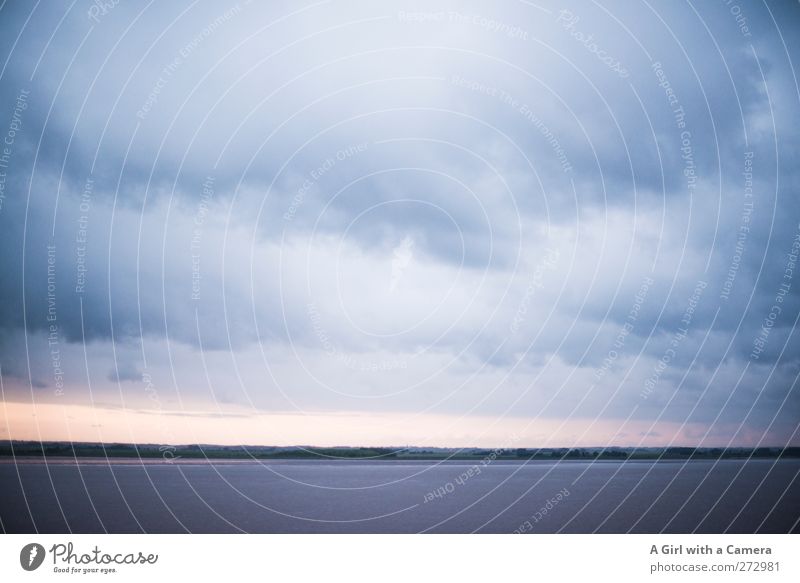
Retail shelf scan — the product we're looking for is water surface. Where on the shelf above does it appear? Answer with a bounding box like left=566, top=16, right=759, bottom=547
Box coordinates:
left=1, top=459, right=797, bottom=533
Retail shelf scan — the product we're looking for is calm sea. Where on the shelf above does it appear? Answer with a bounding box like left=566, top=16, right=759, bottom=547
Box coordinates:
left=1, top=459, right=797, bottom=533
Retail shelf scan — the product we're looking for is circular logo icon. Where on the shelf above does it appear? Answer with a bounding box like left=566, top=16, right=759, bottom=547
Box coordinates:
left=20, top=543, right=46, bottom=571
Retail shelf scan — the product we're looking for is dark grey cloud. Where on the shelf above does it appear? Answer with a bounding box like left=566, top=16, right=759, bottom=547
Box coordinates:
left=0, top=0, right=799, bottom=444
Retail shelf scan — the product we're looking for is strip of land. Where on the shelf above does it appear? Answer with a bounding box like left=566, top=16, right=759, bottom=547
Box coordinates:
left=1, top=440, right=798, bottom=461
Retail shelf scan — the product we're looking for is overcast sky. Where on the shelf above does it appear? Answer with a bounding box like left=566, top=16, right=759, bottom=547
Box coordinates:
left=1, top=0, right=799, bottom=448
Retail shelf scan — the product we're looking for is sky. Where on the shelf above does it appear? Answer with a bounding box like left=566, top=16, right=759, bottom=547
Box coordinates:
left=0, top=0, right=799, bottom=448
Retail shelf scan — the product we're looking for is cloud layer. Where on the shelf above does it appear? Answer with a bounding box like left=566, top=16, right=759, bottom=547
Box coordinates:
left=1, top=0, right=799, bottom=446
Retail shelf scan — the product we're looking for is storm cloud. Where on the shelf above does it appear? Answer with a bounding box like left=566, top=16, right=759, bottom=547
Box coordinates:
left=1, top=0, right=799, bottom=446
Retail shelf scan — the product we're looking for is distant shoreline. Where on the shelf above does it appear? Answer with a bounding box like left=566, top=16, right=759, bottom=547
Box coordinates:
left=2, top=457, right=797, bottom=466
left=2, top=441, right=798, bottom=462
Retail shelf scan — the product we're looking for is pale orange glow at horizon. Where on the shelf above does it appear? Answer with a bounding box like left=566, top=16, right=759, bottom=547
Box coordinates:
left=0, top=400, right=775, bottom=449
